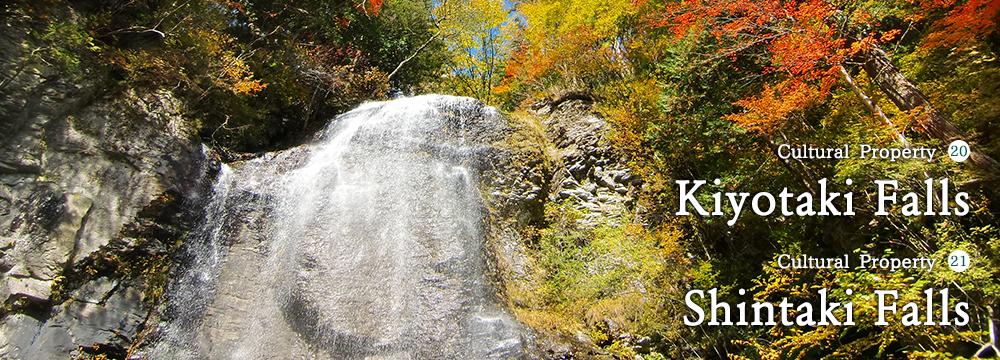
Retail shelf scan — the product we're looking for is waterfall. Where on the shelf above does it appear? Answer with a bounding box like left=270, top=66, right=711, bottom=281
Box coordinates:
left=149, top=95, right=529, bottom=359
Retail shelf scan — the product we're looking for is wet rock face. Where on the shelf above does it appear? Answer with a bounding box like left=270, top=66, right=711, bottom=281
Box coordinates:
left=3, top=280, right=146, bottom=360
left=0, top=17, right=216, bottom=358
left=151, top=96, right=530, bottom=360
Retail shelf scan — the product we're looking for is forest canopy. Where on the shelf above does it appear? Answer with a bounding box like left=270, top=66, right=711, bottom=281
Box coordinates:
left=496, top=0, right=1000, bottom=358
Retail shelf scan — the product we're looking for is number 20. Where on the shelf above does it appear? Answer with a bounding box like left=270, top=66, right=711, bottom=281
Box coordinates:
left=950, top=145, right=969, bottom=157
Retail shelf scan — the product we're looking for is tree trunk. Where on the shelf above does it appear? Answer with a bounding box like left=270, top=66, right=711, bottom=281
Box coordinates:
left=861, top=46, right=1000, bottom=175
left=838, top=65, right=909, bottom=147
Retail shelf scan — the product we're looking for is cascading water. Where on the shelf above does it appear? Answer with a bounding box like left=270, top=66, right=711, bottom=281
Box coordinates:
left=149, top=95, right=529, bottom=359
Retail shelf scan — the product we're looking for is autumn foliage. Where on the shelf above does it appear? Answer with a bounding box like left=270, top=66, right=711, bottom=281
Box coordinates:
left=15, top=0, right=1000, bottom=357
left=499, top=0, right=637, bottom=98
left=915, top=0, right=1000, bottom=49
left=651, top=0, right=903, bottom=133
left=496, top=0, right=1000, bottom=358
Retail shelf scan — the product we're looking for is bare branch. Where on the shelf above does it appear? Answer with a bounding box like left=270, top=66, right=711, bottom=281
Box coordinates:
left=838, top=64, right=909, bottom=147
left=387, top=27, right=443, bottom=82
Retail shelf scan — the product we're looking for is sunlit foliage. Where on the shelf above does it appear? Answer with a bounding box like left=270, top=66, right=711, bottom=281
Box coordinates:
left=432, top=0, right=515, bottom=104
left=496, top=0, right=1000, bottom=358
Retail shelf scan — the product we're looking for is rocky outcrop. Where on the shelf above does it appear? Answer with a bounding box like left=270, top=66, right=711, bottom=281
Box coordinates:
left=0, top=15, right=216, bottom=358
left=481, top=93, right=641, bottom=230
left=534, top=94, right=641, bottom=226
left=482, top=93, right=641, bottom=236
left=482, top=93, right=644, bottom=358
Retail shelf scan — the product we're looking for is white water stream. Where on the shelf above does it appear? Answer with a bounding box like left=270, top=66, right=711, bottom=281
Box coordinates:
left=149, top=95, right=528, bottom=359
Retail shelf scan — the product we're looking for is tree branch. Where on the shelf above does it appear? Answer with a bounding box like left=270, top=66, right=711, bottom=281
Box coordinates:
left=386, top=27, right=442, bottom=81
left=838, top=64, right=910, bottom=147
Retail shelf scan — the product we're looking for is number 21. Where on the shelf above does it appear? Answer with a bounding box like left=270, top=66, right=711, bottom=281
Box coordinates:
left=950, top=255, right=966, bottom=267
